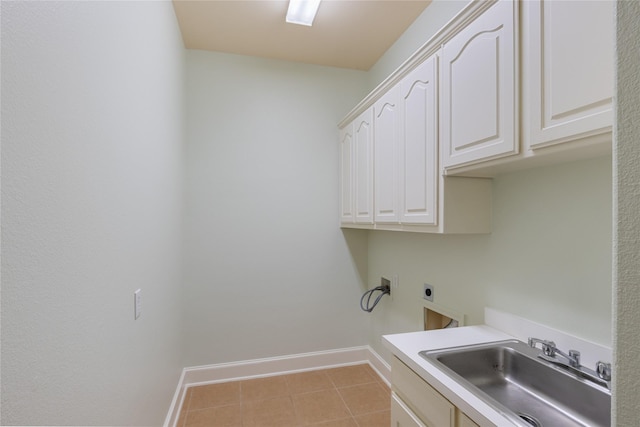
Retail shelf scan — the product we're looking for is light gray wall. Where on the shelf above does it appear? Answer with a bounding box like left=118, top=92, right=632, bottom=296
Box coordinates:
left=613, top=1, right=640, bottom=425
left=1, top=1, right=185, bottom=425
left=183, top=50, right=370, bottom=366
left=367, top=156, right=612, bottom=360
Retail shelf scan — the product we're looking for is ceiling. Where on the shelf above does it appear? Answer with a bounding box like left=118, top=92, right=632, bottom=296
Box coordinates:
left=172, top=0, right=432, bottom=70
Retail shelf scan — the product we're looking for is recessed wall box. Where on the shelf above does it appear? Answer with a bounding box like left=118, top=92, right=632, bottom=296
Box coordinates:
left=422, top=301, right=464, bottom=331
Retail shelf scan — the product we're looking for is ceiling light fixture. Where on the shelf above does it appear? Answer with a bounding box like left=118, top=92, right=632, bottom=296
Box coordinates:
left=286, top=0, right=322, bottom=26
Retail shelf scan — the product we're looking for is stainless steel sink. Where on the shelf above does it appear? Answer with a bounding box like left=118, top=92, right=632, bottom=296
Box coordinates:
left=420, top=340, right=611, bottom=427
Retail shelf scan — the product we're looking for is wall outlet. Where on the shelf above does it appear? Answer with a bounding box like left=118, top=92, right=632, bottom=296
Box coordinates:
left=379, top=276, right=392, bottom=300
left=390, top=275, right=399, bottom=300
left=392, top=274, right=399, bottom=289
left=423, top=284, right=434, bottom=302
left=134, top=289, right=142, bottom=320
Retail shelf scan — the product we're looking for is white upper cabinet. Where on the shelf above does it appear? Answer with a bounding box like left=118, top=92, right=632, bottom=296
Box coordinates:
left=339, top=50, right=491, bottom=234
left=374, top=85, right=401, bottom=224
left=372, top=55, right=440, bottom=227
left=440, top=0, right=518, bottom=169
left=354, top=108, right=374, bottom=224
left=522, top=0, right=614, bottom=149
left=341, top=109, right=374, bottom=225
left=339, top=0, right=614, bottom=231
left=339, top=123, right=354, bottom=224
left=399, top=55, right=438, bottom=225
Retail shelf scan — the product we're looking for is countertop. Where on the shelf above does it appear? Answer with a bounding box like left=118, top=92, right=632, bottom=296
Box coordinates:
left=383, top=325, right=517, bottom=426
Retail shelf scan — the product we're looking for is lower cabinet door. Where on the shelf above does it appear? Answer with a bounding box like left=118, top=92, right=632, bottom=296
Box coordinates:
left=391, top=392, right=427, bottom=427
left=392, top=357, right=455, bottom=427
left=458, top=411, right=481, bottom=427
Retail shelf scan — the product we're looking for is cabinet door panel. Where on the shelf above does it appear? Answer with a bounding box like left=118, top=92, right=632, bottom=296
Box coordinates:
left=374, top=86, right=400, bottom=223
left=457, top=411, right=480, bottom=427
left=525, top=0, right=613, bottom=148
left=354, top=109, right=374, bottom=224
left=400, top=55, right=438, bottom=225
left=339, top=124, right=354, bottom=224
left=441, top=0, right=517, bottom=168
left=392, top=357, right=455, bottom=427
left=449, top=36, right=499, bottom=152
left=391, top=393, right=427, bottom=427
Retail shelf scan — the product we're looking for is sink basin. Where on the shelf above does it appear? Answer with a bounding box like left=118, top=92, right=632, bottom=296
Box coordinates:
left=420, top=340, right=610, bottom=427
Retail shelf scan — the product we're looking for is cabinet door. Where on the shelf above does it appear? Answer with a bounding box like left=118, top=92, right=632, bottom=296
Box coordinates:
left=399, top=55, right=438, bottom=225
left=441, top=0, right=517, bottom=168
left=391, top=393, right=427, bottom=427
left=354, top=109, right=374, bottom=224
left=523, top=0, right=613, bottom=149
left=457, top=411, right=480, bottom=427
left=392, top=357, right=455, bottom=427
left=374, top=85, right=401, bottom=224
left=339, top=123, right=354, bottom=224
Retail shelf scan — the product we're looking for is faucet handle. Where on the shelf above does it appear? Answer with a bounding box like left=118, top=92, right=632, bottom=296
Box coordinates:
left=568, top=350, right=581, bottom=367
left=596, top=361, right=612, bottom=381
left=528, top=337, right=556, bottom=356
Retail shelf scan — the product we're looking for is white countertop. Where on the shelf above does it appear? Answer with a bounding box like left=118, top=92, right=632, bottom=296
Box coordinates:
left=383, top=309, right=613, bottom=427
left=383, top=325, right=516, bottom=427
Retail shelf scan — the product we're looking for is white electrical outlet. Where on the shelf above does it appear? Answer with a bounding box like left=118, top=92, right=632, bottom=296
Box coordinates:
left=134, top=289, right=142, bottom=320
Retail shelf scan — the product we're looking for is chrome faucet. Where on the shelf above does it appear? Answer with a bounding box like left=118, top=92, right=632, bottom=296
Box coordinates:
left=528, top=337, right=580, bottom=367
left=528, top=337, right=612, bottom=388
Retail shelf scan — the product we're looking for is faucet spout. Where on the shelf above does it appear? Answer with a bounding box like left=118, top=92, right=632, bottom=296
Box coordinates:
left=528, top=337, right=581, bottom=367
left=552, top=348, right=581, bottom=368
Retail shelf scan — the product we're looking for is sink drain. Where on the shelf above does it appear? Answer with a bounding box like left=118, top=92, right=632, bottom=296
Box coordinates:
left=517, top=412, right=541, bottom=427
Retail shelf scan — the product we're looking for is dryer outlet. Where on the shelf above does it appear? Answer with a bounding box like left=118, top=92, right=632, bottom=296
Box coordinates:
left=423, top=284, right=434, bottom=302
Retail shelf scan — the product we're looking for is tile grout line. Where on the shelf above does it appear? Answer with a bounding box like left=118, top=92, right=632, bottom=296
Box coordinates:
left=335, top=381, right=390, bottom=426
left=181, top=364, right=389, bottom=427
left=283, top=374, right=305, bottom=426
left=334, top=380, right=358, bottom=426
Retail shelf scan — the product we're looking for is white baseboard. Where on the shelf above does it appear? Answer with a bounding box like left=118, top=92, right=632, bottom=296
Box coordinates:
left=163, top=345, right=390, bottom=427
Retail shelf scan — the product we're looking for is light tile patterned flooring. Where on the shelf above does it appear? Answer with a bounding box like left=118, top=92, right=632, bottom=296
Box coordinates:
left=176, top=364, right=390, bottom=427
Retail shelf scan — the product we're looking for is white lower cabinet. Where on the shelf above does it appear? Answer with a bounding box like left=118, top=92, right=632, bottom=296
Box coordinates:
left=459, top=412, right=481, bottom=427
left=392, top=356, right=480, bottom=427
left=391, top=393, right=427, bottom=427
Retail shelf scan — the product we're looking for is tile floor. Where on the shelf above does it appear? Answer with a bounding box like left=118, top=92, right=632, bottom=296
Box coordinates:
left=176, top=364, right=391, bottom=427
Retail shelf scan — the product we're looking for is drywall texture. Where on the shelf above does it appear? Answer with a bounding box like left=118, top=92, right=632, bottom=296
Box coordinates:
left=367, top=0, right=470, bottom=90
left=613, top=1, right=640, bottom=424
left=183, top=50, right=370, bottom=366
left=367, top=156, right=612, bottom=361
left=1, top=2, right=185, bottom=425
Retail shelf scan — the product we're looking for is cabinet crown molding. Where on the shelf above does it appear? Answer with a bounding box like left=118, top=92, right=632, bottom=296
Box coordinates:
left=338, top=0, right=498, bottom=129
